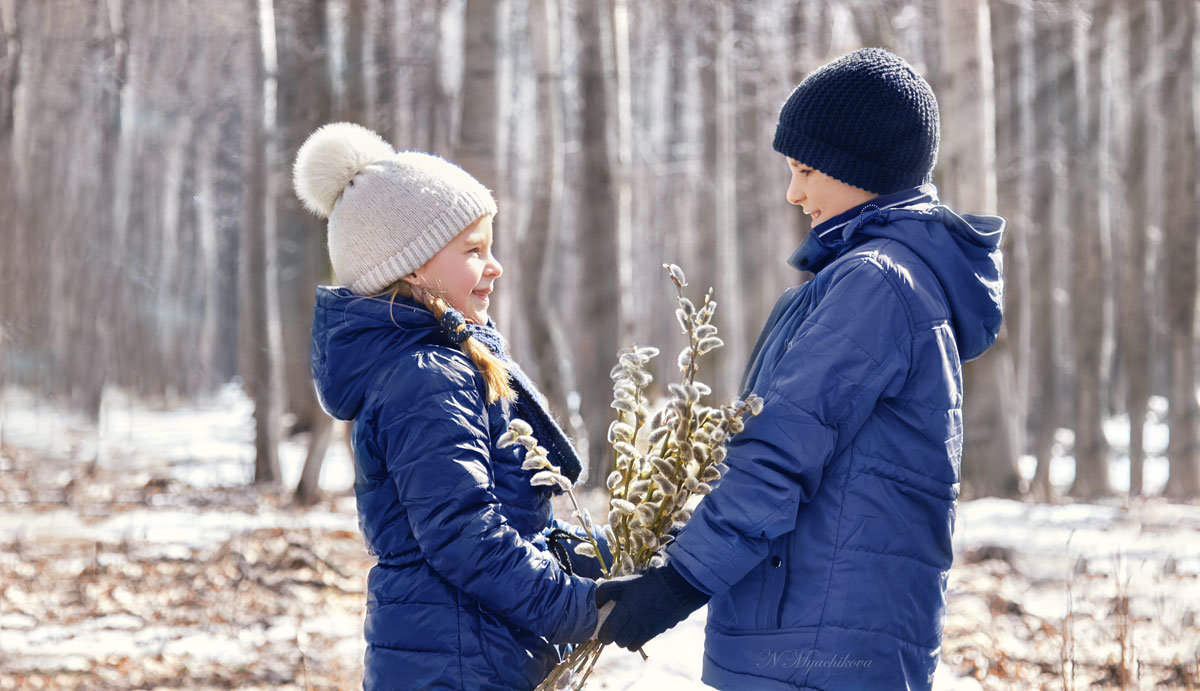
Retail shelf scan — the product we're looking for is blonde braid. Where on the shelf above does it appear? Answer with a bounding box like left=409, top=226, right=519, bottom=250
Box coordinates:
left=385, top=283, right=516, bottom=405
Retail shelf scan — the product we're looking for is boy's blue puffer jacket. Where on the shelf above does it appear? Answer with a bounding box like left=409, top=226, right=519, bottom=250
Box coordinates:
left=311, top=288, right=603, bottom=690
left=666, top=186, right=1004, bottom=690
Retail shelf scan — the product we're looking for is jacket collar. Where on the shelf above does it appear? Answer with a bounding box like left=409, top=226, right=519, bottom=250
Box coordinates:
left=788, top=184, right=939, bottom=274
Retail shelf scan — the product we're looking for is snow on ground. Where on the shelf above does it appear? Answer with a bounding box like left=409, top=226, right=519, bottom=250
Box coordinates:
left=1, top=382, right=355, bottom=494
left=2, top=384, right=1199, bottom=688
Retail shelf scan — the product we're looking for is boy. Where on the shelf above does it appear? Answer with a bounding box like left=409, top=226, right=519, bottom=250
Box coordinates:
left=596, top=47, right=1004, bottom=689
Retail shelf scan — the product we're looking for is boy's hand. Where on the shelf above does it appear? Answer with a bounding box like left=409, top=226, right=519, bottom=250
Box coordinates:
left=594, top=563, right=710, bottom=650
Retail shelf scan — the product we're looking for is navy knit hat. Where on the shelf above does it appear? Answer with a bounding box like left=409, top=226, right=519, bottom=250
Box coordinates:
left=773, top=47, right=939, bottom=194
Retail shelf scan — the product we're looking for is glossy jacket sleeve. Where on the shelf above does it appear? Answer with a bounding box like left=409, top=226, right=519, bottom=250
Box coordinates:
left=666, top=257, right=913, bottom=595
left=378, top=380, right=598, bottom=644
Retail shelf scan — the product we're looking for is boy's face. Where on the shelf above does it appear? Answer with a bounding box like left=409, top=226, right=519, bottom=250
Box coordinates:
left=784, top=157, right=878, bottom=227
left=408, top=214, right=503, bottom=324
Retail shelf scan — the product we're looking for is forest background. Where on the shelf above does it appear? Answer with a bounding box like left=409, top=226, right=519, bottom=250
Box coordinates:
left=2, top=0, right=1200, bottom=506
left=3, top=0, right=1200, bottom=688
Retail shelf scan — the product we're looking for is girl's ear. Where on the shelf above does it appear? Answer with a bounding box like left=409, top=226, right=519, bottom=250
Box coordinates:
left=402, top=272, right=430, bottom=302
left=402, top=270, right=430, bottom=290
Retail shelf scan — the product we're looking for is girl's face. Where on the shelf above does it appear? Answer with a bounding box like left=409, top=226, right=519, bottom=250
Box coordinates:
left=785, top=157, right=878, bottom=227
left=408, top=215, right=503, bottom=324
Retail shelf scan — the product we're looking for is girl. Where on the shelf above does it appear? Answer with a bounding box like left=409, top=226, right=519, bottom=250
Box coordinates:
left=294, top=122, right=605, bottom=690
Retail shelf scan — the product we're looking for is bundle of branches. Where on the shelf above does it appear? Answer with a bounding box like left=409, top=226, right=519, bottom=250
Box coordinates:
left=509, top=264, right=762, bottom=691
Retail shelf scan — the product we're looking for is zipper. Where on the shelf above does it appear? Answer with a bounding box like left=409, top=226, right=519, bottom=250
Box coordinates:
left=774, top=531, right=793, bottom=628
left=760, top=530, right=792, bottom=628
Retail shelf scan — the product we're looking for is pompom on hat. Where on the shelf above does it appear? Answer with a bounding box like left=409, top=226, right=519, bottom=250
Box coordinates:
left=773, top=47, right=940, bottom=195
left=293, top=122, right=497, bottom=295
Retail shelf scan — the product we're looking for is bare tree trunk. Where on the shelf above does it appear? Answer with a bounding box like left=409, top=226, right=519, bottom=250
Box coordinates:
left=370, top=0, right=396, bottom=137
left=244, top=0, right=283, bottom=487
left=428, top=0, right=453, bottom=155
left=1120, top=2, right=1161, bottom=497
left=989, top=0, right=1031, bottom=437
left=212, top=34, right=250, bottom=387
left=275, top=0, right=334, bottom=505
left=295, top=411, right=334, bottom=507
left=108, top=0, right=141, bottom=393
left=195, top=125, right=222, bottom=393
left=576, top=0, right=622, bottom=481
left=522, top=0, right=578, bottom=435
left=0, top=0, right=17, bottom=428
left=1067, top=0, right=1111, bottom=499
left=68, top=0, right=126, bottom=421
left=612, top=0, right=634, bottom=354
left=730, top=3, right=763, bottom=397
left=457, top=0, right=503, bottom=321
left=339, top=0, right=366, bottom=123
left=665, top=0, right=692, bottom=355
left=939, top=0, right=1021, bottom=498
left=1163, top=0, right=1199, bottom=500
left=694, top=0, right=735, bottom=395
left=1027, top=6, right=1071, bottom=501
left=276, top=0, right=330, bottom=439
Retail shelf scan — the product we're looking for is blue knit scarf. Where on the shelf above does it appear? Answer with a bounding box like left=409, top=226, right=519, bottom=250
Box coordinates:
left=442, top=314, right=585, bottom=486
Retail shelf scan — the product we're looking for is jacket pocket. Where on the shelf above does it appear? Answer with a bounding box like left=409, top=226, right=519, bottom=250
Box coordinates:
left=476, top=605, right=557, bottom=690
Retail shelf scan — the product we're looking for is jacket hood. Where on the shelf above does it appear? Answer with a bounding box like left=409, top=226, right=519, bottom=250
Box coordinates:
left=310, top=286, right=442, bottom=421
left=790, top=185, right=1005, bottom=362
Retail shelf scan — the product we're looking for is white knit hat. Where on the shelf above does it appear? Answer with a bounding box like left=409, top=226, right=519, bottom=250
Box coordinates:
left=293, top=122, right=498, bottom=295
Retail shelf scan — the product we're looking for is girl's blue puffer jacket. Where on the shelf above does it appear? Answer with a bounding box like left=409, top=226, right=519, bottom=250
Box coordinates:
left=310, top=288, right=602, bottom=690
left=665, top=186, right=1004, bottom=690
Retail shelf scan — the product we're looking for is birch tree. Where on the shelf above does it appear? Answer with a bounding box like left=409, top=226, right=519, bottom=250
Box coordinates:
left=244, top=0, right=283, bottom=487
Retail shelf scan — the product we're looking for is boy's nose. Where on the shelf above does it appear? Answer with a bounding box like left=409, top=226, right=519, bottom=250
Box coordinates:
left=487, top=255, right=503, bottom=278
left=786, top=183, right=804, bottom=206
left=786, top=173, right=805, bottom=206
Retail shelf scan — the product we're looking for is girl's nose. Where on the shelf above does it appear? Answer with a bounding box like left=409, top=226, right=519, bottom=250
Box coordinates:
left=486, top=254, right=503, bottom=278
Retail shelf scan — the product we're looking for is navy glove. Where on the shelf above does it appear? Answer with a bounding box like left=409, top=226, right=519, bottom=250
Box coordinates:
left=595, top=563, right=710, bottom=650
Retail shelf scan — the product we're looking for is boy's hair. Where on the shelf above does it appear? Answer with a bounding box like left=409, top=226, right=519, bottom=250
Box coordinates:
left=382, top=280, right=516, bottom=405
left=773, top=47, right=939, bottom=195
